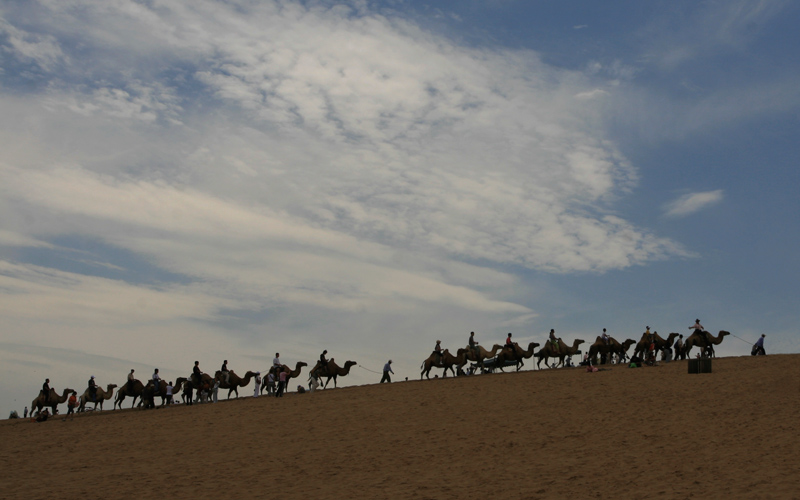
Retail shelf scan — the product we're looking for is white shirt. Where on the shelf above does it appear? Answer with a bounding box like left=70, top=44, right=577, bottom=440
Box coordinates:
left=166, top=384, right=173, bottom=396
left=273, top=357, right=280, bottom=367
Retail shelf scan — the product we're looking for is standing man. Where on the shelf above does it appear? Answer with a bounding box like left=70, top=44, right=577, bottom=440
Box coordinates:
left=674, top=334, right=684, bottom=360
left=276, top=370, right=287, bottom=397
left=212, top=378, right=220, bottom=403
left=380, top=360, right=394, bottom=383
left=253, top=372, right=261, bottom=398
left=220, top=359, right=230, bottom=384
left=752, top=334, right=766, bottom=355
left=23, top=406, right=28, bottom=419
left=267, top=371, right=276, bottom=396
left=165, top=381, right=173, bottom=405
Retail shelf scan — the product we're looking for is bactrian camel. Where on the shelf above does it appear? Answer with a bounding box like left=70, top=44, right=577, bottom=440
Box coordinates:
left=420, top=348, right=467, bottom=379
left=308, top=359, right=356, bottom=389
left=262, top=362, right=307, bottom=394
left=536, top=338, right=585, bottom=369
left=588, top=337, right=637, bottom=364
left=682, top=330, right=730, bottom=358
left=115, top=378, right=187, bottom=409
left=459, top=344, right=503, bottom=372
left=79, top=384, right=117, bottom=412
left=633, top=332, right=680, bottom=360
left=492, top=342, right=540, bottom=372
left=31, top=387, right=74, bottom=416
left=214, top=370, right=258, bottom=399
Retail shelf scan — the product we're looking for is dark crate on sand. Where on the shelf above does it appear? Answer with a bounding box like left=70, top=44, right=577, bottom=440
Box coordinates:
left=688, top=358, right=712, bottom=374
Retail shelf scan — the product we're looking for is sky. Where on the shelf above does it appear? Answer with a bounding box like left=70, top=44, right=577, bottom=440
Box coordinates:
left=1, top=0, right=798, bottom=417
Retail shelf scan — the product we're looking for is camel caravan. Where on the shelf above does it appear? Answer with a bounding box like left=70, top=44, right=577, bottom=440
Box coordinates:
left=419, top=325, right=735, bottom=379
left=29, top=353, right=356, bottom=417
left=27, top=321, right=744, bottom=416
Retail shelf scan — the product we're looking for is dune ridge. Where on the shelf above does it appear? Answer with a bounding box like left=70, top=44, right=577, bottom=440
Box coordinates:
left=3, top=354, right=799, bottom=499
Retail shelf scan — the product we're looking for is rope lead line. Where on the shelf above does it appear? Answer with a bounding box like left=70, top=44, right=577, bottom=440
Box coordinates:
left=358, top=364, right=382, bottom=374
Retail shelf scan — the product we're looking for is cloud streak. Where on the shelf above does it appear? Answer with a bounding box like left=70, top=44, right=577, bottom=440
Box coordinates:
left=663, top=190, right=724, bottom=217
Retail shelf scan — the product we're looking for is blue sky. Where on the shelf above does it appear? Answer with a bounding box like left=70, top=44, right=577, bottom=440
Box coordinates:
left=1, top=0, right=798, bottom=416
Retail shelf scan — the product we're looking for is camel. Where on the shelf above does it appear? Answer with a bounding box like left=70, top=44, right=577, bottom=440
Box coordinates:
left=492, top=342, right=540, bottom=372
left=115, top=378, right=187, bottom=409
left=214, top=370, right=258, bottom=399
left=261, top=362, right=307, bottom=394
left=420, top=348, right=467, bottom=379
left=459, top=344, right=504, bottom=372
left=79, top=384, right=117, bottom=412
left=114, top=380, right=145, bottom=410
left=682, top=330, right=730, bottom=358
left=307, top=359, right=356, bottom=388
left=536, top=338, right=585, bottom=369
left=31, top=387, right=74, bottom=416
left=633, top=332, right=680, bottom=360
left=588, top=337, right=637, bottom=364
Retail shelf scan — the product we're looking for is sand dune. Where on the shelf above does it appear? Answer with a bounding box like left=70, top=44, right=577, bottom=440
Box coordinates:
left=3, top=354, right=799, bottom=499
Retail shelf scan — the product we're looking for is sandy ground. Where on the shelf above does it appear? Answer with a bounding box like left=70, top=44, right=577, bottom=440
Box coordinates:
left=3, top=354, right=799, bottom=500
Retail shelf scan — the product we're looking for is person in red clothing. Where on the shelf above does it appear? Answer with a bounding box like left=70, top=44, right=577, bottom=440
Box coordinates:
left=67, top=391, right=78, bottom=415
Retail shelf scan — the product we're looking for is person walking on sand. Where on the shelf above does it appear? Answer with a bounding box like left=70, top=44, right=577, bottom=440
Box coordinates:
left=212, top=379, right=220, bottom=403
left=253, top=372, right=261, bottom=398
left=752, top=334, right=766, bottom=355
left=67, top=391, right=77, bottom=415
left=267, top=371, right=276, bottom=396
left=23, top=406, right=28, bottom=419
left=381, top=360, right=394, bottom=383
left=674, top=334, right=684, bottom=360
left=165, top=381, right=173, bottom=405
left=276, top=370, right=288, bottom=397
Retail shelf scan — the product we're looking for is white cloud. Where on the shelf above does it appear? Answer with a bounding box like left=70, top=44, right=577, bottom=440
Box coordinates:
left=0, top=0, right=693, bottom=417
left=663, top=190, right=724, bottom=217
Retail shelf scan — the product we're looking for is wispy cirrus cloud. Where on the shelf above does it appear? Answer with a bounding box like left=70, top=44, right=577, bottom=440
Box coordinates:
left=663, top=190, right=724, bottom=217
left=0, top=1, right=693, bottom=412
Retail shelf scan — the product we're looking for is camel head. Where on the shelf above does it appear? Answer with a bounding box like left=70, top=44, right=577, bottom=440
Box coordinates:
left=576, top=339, right=585, bottom=346
left=719, top=330, right=730, bottom=338
left=344, top=361, right=357, bottom=369
left=455, top=348, right=467, bottom=355
left=106, top=384, right=118, bottom=391
left=298, top=361, right=308, bottom=368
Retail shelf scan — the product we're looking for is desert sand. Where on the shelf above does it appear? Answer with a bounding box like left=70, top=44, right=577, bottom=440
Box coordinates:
left=3, top=354, right=799, bottom=500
